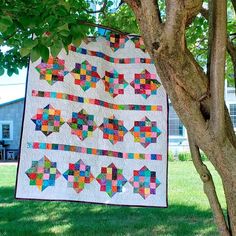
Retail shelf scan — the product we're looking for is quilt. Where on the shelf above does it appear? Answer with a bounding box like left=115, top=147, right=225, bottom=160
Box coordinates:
left=15, top=34, right=168, bottom=207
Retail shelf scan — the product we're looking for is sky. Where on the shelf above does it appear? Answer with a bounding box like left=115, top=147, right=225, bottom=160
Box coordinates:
left=0, top=68, right=27, bottom=104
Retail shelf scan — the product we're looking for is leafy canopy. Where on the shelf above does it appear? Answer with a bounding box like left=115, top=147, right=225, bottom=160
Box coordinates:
left=0, top=0, right=97, bottom=76
left=0, top=0, right=235, bottom=84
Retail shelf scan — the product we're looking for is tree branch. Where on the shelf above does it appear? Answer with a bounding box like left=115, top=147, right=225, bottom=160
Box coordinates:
left=165, top=0, right=202, bottom=51
left=124, top=0, right=162, bottom=54
left=209, top=0, right=227, bottom=141
left=201, top=6, right=236, bottom=92
left=77, top=20, right=129, bottom=35
left=188, top=134, right=230, bottom=236
left=185, top=0, right=204, bottom=27
left=207, top=2, right=212, bottom=80
left=231, top=0, right=236, bottom=13
left=200, top=7, right=208, bottom=19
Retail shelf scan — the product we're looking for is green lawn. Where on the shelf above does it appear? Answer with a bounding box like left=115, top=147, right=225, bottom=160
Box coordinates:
left=0, top=162, right=226, bottom=236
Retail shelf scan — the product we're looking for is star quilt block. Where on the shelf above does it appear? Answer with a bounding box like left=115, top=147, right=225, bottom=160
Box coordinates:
left=71, top=60, right=101, bottom=91
left=36, top=56, right=69, bottom=85
left=31, top=104, right=65, bottom=136
left=63, top=159, right=94, bottom=193
left=131, top=69, right=161, bottom=99
left=129, top=166, right=161, bottom=199
left=25, top=156, right=61, bottom=191
left=96, top=163, right=127, bottom=197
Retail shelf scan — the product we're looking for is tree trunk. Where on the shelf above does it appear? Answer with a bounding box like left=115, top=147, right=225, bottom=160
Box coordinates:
left=154, top=48, right=236, bottom=236
left=124, top=1, right=236, bottom=235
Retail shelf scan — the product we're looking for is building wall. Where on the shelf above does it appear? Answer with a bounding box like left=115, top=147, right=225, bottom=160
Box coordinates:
left=0, top=99, right=24, bottom=150
left=169, top=85, right=236, bottom=155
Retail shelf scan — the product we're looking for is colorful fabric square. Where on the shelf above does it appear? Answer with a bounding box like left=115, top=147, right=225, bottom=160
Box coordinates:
left=106, top=34, right=128, bottom=52
left=130, top=69, right=161, bottom=99
left=31, top=104, right=65, bottom=136
left=129, top=166, right=161, bottom=199
left=96, top=163, right=127, bottom=197
left=131, top=36, right=146, bottom=52
left=103, top=69, right=128, bottom=98
left=99, top=115, right=128, bottom=145
left=35, top=56, right=69, bottom=85
left=67, top=109, right=97, bottom=141
left=130, top=116, right=161, bottom=148
left=71, top=60, right=101, bottom=91
left=63, top=159, right=94, bottom=193
left=25, top=156, right=61, bottom=191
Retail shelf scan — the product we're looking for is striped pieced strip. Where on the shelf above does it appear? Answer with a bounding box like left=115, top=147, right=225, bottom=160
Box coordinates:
left=27, top=142, right=162, bottom=161
left=69, top=45, right=154, bottom=64
left=32, top=90, right=163, bottom=111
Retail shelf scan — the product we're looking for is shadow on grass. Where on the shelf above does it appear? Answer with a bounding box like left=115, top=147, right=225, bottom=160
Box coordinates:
left=0, top=186, right=217, bottom=236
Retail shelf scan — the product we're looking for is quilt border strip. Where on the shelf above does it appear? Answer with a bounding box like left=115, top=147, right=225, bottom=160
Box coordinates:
left=27, top=142, right=163, bottom=161
left=69, top=45, right=154, bottom=64
left=32, top=90, right=163, bottom=111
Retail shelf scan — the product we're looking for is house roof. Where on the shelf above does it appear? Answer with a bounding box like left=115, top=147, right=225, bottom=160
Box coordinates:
left=0, top=97, right=24, bottom=108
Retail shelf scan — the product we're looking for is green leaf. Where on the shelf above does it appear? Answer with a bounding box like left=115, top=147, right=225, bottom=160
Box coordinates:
left=57, top=24, right=69, bottom=31
left=19, top=16, right=40, bottom=29
left=50, top=40, right=63, bottom=57
left=71, top=25, right=83, bottom=37
left=59, top=0, right=71, bottom=11
left=7, top=68, right=14, bottom=77
left=30, top=46, right=41, bottom=62
left=47, top=15, right=57, bottom=26
left=4, top=24, right=16, bottom=36
left=0, top=38, right=4, bottom=45
left=0, top=16, right=13, bottom=32
left=0, top=67, right=4, bottom=76
left=19, top=47, right=31, bottom=57
left=39, top=44, right=49, bottom=62
left=13, top=67, right=19, bottom=75
left=72, top=37, right=82, bottom=47
left=59, top=29, right=70, bottom=37
left=0, top=22, right=8, bottom=32
left=1, top=16, right=13, bottom=24
left=56, top=5, right=68, bottom=16
left=22, top=39, right=38, bottom=49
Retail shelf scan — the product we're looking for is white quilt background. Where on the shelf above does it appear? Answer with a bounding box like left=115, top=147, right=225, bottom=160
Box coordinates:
left=15, top=36, right=168, bottom=207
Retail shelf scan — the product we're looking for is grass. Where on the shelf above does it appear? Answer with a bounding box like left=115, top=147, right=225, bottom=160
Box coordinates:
left=0, top=162, right=226, bottom=236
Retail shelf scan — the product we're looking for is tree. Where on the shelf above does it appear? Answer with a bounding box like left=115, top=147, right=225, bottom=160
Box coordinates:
left=0, top=0, right=236, bottom=235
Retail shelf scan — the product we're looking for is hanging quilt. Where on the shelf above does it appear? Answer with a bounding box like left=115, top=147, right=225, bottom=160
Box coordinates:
left=15, top=34, right=168, bottom=207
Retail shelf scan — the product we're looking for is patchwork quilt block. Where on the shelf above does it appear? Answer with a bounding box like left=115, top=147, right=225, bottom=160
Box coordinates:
left=99, top=115, right=128, bottom=145
left=25, top=156, right=61, bottom=191
left=16, top=35, right=168, bottom=207
left=102, top=69, right=128, bottom=98
left=36, top=57, right=69, bottom=85
left=63, top=159, right=94, bottom=193
left=31, top=104, right=65, bottom=136
left=67, top=109, right=97, bottom=141
left=96, top=163, right=127, bottom=197
left=71, top=60, right=101, bottom=91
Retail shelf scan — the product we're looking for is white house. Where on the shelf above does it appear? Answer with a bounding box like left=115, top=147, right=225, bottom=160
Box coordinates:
left=169, top=82, right=236, bottom=155
left=0, top=98, right=24, bottom=160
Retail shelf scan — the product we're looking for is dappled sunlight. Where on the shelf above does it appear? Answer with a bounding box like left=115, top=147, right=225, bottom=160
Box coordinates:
left=0, top=163, right=225, bottom=235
